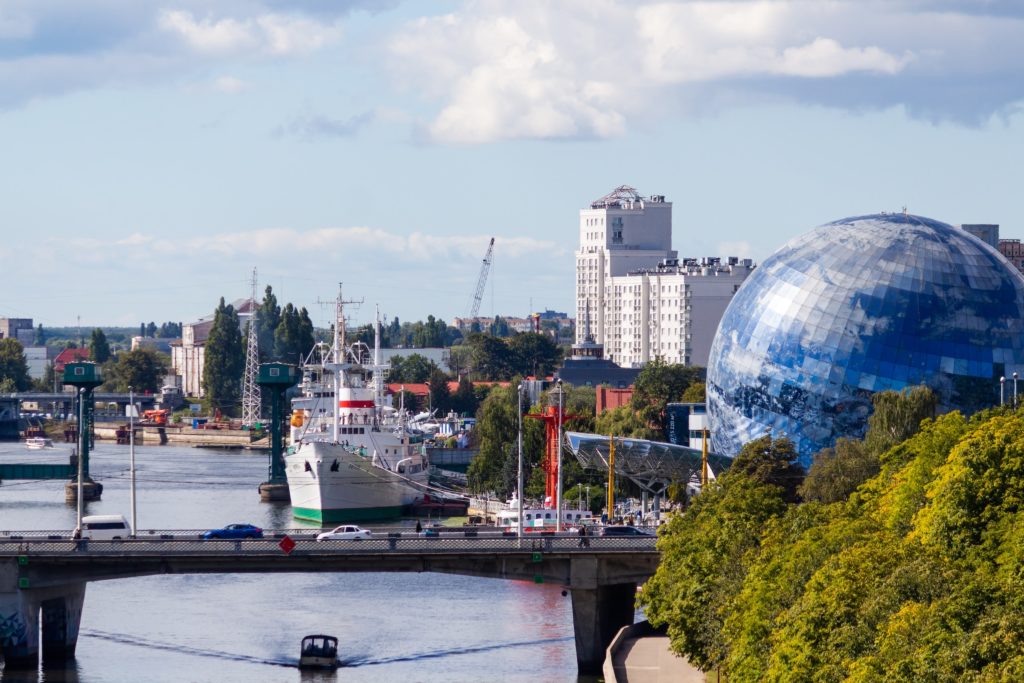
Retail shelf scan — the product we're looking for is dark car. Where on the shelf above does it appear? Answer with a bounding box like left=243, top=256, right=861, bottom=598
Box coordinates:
left=202, top=523, right=264, bottom=540
left=599, top=525, right=654, bottom=537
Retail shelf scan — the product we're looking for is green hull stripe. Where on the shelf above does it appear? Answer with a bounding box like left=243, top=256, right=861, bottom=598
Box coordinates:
left=292, top=505, right=406, bottom=524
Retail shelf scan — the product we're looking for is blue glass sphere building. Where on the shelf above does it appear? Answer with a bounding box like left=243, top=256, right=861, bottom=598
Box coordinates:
left=707, top=213, right=1024, bottom=466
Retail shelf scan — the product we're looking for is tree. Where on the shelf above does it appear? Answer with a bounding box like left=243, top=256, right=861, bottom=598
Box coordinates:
left=631, top=359, right=705, bottom=427
left=389, top=354, right=439, bottom=384
left=489, top=316, right=511, bottom=337
left=34, top=324, right=45, bottom=346
left=157, top=321, right=181, bottom=338
left=203, top=298, right=244, bottom=415
left=89, top=328, right=111, bottom=363
left=427, top=369, right=451, bottom=415
left=595, top=405, right=661, bottom=440
left=256, top=285, right=281, bottom=361
left=466, top=383, right=545, bottom=495
left=640, top=475, right=788, bottom=671
left=461, top=332, right=515, bottom=380
left=104, top=347, right=168, bottom=392
left=864, top=385, right=938, bottom=456
left=450, top=375, right=479, bottom=416
left=729, top=435, right=804, bottom=503
left=507, top=333, right=563, bottom=378
left=681, top=382, right=706, bottom=403
left=145, top=322, right=157, bottom=338
left=799, top=438, right=877, bottom=503
left=0, top=339, right=30, bottom=391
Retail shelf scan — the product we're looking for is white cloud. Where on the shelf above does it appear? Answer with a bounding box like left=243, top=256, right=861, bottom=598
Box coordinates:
left=157, top=9, right=341, bottom=57
left=49, top=226, right=558, bottom=265
left=386, top=0, right=1024, bottom=143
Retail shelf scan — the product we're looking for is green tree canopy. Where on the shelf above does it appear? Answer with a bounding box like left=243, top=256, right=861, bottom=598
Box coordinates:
left=389, top=353, right=439, bottom=384
left=0, top=339, right=30, bottom=391
left=729, top=435, right=804, bottom=503
left=467, top=381, right=543, bottom=496
left=631, top=359, right=705, bottom=427
left=89, top=328, right=111, bottom=364
left=104, top=347, right=168, bottom=392
left=256, top=285, right=281, bottom=360
left=273, top=303, right=315, bottom=365
left=643, top=403, right=1024, bottom=681
left=427, top=369, right=451, bottom=415
left=203, top=298, right=244, bottom=415
left=594, top=405, right=661, bottom=440
left=507, top=332, right=563, bottom=378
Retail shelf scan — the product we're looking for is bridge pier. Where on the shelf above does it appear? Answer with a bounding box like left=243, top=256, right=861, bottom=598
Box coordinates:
left=0, top=561, right=86, bottom=668
left=569, top=557, right=638, bottom=674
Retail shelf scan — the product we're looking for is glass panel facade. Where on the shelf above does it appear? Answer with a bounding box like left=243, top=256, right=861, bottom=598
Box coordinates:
left=708, top=213, right=1024, bottom=466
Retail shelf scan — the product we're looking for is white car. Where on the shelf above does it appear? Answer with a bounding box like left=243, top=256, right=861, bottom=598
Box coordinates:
left=316, top=525, right=373, bottom=541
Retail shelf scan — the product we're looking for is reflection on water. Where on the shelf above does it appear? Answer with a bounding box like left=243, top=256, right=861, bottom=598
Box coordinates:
left=0, top=442, right=591, bottom=682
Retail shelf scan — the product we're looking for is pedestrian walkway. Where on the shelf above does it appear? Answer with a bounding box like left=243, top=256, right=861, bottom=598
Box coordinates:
left=605, top=621, right=704, bottom=683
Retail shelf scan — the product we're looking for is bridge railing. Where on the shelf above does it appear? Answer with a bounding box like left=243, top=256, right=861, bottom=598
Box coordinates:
left=0, top=532, right=656, bottom=556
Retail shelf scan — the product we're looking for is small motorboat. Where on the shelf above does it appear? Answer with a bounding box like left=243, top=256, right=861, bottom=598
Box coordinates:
left=299, top=634, right=338, bottom=670
left=25, top=437, right=54, bottom=450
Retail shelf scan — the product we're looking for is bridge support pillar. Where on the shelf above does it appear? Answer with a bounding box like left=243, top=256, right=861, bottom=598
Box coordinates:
left=0, top=561, right=86, bottom=668
left=569, top=557, right=637, bottom=674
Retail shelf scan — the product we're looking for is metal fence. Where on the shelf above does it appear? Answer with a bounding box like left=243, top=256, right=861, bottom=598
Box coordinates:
left=0, top=531, right=656, bottom=556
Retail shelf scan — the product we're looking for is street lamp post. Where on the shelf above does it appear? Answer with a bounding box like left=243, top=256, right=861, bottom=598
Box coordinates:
left=129, top=387, right=137, bottom=537
left=1001, top=376, right=1006, bottom=407
left=1015, top=372, right=1019, bottom=409
left=76, top=388, right=85, bottom=533
left=555, top=379, right=564, bottom=532
left=517, top=382, right=525, bottom=540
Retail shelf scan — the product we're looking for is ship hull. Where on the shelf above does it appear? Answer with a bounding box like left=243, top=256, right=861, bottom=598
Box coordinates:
left=285, top=441, right=428, bottom=523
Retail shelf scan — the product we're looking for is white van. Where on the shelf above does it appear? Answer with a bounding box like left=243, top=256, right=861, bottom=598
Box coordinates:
left=79, top=514, right=132, bottom=540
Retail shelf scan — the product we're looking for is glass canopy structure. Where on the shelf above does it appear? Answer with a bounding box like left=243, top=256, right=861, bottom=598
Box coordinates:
left=565, top=431, right=734, bottom=492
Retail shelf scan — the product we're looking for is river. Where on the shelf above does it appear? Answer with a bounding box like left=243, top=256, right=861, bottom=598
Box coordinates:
left=0, top=440, right=603, bottom=682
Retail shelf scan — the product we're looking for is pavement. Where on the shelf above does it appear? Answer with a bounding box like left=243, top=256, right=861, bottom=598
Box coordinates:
left=605, top=621, right=704, bottom=683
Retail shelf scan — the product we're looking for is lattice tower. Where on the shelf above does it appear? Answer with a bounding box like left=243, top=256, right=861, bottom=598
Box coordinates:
left=241, top=267, right=261, bottom=426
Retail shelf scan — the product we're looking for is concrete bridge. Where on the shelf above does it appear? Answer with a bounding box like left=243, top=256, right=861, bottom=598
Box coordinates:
left=0, top=531, right=659, bottom=674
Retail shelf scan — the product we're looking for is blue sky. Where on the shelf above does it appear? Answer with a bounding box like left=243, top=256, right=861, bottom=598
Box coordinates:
left=2, top=0, right=1023, bottom=330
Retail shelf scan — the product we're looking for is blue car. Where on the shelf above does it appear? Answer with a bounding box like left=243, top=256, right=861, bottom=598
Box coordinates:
left=202, top=523, right=264, bottom=540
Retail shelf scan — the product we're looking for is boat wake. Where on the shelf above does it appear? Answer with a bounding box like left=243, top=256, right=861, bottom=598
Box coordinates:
left=81, top=629, right=572, bottom=669
left=81, top=629, right=297, bottom=668
left=345, top=635, right=575, bottom=668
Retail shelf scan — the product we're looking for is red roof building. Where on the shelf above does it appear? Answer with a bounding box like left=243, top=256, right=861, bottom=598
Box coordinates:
left=54, top=347, right=90, bottom=373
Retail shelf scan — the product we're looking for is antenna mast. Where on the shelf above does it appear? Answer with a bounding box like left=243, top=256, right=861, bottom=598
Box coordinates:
left=241, top=267, right=261, bottom=427
left=469, top=237, right=495, bottom=320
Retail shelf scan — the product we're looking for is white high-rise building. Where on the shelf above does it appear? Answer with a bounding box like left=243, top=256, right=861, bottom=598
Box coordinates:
left=575, top=185, right=754, bottom=368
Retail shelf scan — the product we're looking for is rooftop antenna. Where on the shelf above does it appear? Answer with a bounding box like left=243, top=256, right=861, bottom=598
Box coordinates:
left=241, top=267, right=261, bottom=427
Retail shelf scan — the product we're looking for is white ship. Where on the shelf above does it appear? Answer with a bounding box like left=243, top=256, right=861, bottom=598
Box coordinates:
left=285, top=295, right=430, bottom=524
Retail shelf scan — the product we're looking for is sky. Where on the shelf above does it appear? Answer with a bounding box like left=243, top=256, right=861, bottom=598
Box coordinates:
left=2, top=0, right=1024, bottom=331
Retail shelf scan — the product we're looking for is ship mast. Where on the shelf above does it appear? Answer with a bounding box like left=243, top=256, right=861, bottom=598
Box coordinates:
left=332, top=285, right=344, bottom=444
left=373, top=306, right=384, bottom=411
